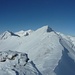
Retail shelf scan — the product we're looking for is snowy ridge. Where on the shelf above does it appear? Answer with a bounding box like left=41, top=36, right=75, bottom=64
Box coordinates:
left=57, top=32, right=75, bottom=49
left=15, top=30, right=34, bottom=37
left=0, top=31, right=19, bottom=40
left=0, top=25, right=75, bottom=75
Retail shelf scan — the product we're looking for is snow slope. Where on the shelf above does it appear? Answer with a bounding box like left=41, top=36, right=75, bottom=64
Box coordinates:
left=0, top=25, right=75, bottom=75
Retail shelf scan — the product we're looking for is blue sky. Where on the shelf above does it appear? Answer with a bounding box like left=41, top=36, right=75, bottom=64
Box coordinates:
left=0, top=0, right=75, bottom=35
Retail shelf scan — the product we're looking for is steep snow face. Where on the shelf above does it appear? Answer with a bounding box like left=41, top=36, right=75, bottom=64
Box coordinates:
left=0, top=50, right=41, bottom=75
left=54, top=36, right=75, bottom=75
left=0, top=25, right=75, bottom=75
left=57, top=32, right=75, bottom=50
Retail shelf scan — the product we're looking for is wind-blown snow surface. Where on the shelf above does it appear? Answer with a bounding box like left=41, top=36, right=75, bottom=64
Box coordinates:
left=0, top=25, right=75, bottom=75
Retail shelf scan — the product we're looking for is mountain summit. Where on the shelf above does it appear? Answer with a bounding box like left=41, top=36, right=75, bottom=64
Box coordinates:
left=35, top=25, right=53, bottom=33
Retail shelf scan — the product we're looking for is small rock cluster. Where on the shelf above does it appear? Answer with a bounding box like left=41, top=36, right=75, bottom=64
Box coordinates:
left=0, top=50, right=29, bottom=66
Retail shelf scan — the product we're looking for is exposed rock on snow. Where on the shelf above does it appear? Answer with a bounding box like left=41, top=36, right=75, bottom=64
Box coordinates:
left=0, top=50, right=41, bottom=75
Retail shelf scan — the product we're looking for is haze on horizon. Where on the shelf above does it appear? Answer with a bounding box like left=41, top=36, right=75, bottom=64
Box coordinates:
left=0, top=0, right=75, bottom=35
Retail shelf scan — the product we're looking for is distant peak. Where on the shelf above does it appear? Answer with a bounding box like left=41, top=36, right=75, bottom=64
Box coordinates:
left=4, top=30, right=11, bottom=34
left=36, top=25, right=53, bottom=33
left=0, top=30, right=19, bottom=40
left=2, top=30, right=11, bottom=36
left=18, top=30, right=25, bottom=33
left=4, top=30, right=19, bottom=36
left=15, top=29, right=34, bottom=37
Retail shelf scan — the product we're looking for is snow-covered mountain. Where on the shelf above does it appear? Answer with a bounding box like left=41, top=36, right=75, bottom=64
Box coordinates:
left=0, top=25, right=75, bottom=75
left=0, top=50, right=40, bottom=75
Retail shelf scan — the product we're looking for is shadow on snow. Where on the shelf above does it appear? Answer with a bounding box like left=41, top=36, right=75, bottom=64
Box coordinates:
left=54, top=47, right=75, bottom=75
